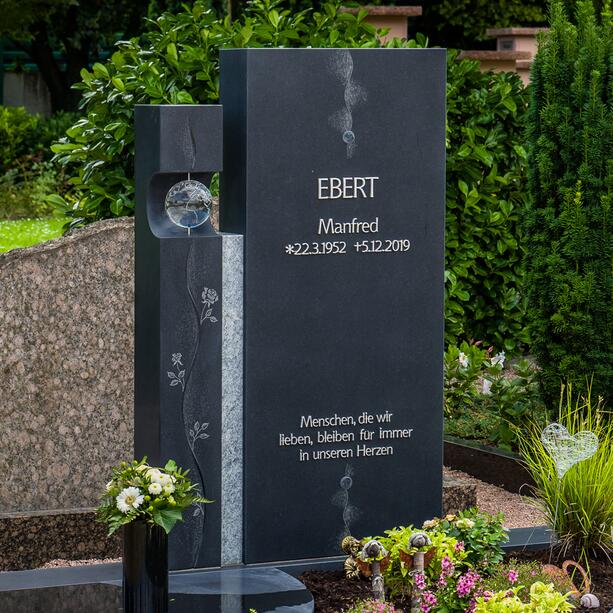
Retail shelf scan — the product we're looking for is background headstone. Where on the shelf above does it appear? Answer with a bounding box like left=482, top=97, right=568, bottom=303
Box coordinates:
left=220, top=48, right=446, bottom=564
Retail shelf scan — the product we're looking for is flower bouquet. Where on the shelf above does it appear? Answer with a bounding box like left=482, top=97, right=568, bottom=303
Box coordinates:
left=97, top=457, right=207, bottom=534
left=97, top=457, right=209, bottom=613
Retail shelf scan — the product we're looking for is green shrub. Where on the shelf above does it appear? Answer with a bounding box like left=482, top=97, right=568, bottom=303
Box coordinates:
left=446, top=53, right=530, bottom=351
left=0, top=106, right=40, bottom=172
left=519, top=384, right=613, bottom=566
left=444, top=341, right=545, bottom=449
left=0, top=161, right=68, bottom=220
left=424, top=508, right=508, bottom=569
left=524, top=0, right=613, bottom=406
left=0, top=107, right=75, bottom=220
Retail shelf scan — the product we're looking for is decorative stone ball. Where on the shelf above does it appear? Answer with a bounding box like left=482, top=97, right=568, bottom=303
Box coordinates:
left=165, top=179, right=212, bottom=229
left=579, top=593, right=600, bottom=608
left=409, top=533, right=432, bottom=549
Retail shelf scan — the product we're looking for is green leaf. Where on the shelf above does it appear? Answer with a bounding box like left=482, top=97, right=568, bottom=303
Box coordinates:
left=92, top=63, right=109, bottom=79
left=153, top=508, right=184, bottom=534
left=166, top=43, right=178, bottom=63
left=111, top=77, right=125, bottom=92
left=164, top=459, right=177, bottom=472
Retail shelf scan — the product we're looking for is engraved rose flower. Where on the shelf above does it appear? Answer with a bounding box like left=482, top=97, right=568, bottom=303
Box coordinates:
left=201, top=288, right=218, bottom=307
left=200, top=287, right=219, bottom=324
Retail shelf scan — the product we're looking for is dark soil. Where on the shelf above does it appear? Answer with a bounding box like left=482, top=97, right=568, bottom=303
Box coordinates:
left=301, top=551, right=613, bottom=612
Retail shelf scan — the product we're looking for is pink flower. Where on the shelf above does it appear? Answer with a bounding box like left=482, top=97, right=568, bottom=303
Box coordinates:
left=531, top=570, right=537, bottom=576
left=507, top=569, right=518, bottom=584
left=441, top=555, right=455, bottom=577
left=420, top=590, right=437, bottom=613
left=414, top=572, right=426, bottom=591
left=456, top=570, right=481, bottom=598
left=455, top=541, right=465, bottom=552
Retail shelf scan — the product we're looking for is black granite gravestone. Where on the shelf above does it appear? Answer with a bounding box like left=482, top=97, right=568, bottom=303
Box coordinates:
left=134, top=105, right=225, bottom=569
left=220, top=48, right=446, bottom=564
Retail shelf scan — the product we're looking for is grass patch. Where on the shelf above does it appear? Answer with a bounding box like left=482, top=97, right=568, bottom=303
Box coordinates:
left=0, top=217, right=64, bottom=253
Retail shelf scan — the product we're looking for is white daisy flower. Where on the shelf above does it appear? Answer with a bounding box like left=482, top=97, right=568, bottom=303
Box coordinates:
left=163, top=483, right=175, bottom=495
left=159, top=473, right=173, bottom=487
left=116, top=487, right=144, bottom=514
left=148, top=482, right=162, bottom=495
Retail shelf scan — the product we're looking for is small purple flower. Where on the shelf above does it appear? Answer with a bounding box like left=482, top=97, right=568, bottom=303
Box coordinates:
left=507, top=569, right=519, bottom=584
left=414, top=572, right=426, bottom=591
left=419, top=590, right=437, bottom=613
left=441, top=555, right=455, bottom=578
left=455, top=540, right=465, bottom=552
left=456, top=570, right=481, bottom=598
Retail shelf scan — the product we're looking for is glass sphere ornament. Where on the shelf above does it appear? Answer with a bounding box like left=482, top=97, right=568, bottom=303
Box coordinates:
left=164, top=179, right=212, bottom=230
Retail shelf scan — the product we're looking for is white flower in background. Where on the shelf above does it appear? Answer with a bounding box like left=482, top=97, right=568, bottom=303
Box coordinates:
left=146, top=468, right=163, bottom=484
left=458, top=352, right=469, bottom=368
left=116, top=487, right=144, bottom=514
left=482, top=379, right=492, bottom=395
left=163, top=483, right=176, bottom=495
left=148, top=482, right=162, bottom=495
left=491, top=351, right=506, bottom=368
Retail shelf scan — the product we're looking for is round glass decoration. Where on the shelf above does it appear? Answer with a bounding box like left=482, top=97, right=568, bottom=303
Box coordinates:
left=164, top=179, right=212, bottom=230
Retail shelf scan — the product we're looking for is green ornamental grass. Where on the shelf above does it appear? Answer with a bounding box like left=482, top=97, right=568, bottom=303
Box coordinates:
left=519, top=384, right=613, bottom=565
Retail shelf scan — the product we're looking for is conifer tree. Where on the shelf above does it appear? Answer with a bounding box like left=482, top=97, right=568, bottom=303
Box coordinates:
left=524, top=0, right=612, bottom=406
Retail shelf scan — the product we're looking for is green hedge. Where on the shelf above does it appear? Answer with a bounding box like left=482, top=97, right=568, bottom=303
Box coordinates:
left=446, top=53, right=530, bottom=350
left=524, top=1, right=612, bottom=405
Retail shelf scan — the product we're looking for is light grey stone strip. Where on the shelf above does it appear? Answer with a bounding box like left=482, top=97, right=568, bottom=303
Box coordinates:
left=221, top=234, right=244, bottom=566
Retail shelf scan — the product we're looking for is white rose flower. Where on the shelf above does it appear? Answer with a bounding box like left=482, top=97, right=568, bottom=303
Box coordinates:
left=116, top=487, right=144, bottom=514
left=146, top=468, right=163, bottom=484
left=458, top=352, right=469, bottom=368
left=148, top=482, right=162, bottom=495
left=163, top=483, right=175, bottom=495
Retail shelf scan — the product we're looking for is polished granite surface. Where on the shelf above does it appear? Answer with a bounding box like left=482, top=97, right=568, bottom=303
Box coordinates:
left=0, top=567, right=314, bottom=613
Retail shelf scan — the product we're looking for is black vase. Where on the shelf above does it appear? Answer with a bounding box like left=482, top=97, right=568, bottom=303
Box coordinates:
left=123, top=520, right=169, bottom=613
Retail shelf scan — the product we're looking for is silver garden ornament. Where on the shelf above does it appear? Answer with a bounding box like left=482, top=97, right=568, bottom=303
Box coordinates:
left=540, top=423, right=598, bottom=479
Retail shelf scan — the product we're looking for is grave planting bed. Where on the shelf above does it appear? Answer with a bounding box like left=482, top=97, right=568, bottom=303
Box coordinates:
left=302, top=549, right=613, bottom=612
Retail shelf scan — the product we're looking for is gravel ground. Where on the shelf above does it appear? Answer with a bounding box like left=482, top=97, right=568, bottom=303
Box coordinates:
left=444, top=466, right=546, bottom=528
left=39, top=558, right=121, bottom=568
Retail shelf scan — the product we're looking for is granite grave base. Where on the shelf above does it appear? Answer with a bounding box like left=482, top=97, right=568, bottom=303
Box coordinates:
left=0, top=567, right=314, bottom=613
left=0, top=509, right=121, bottom=571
